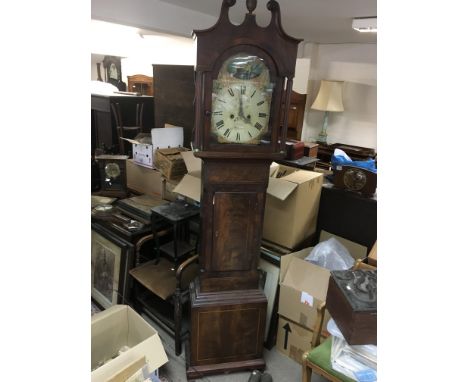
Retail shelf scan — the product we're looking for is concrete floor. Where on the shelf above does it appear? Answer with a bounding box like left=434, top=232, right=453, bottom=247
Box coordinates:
left=142, top=313, right=328, bottom=382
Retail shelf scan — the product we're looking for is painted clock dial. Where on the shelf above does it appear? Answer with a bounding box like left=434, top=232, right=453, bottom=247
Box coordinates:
left=211, top=53, right=275, bottom=144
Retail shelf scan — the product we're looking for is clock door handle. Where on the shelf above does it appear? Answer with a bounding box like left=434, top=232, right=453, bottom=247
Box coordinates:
left=205, top=110, right=212, bottom=117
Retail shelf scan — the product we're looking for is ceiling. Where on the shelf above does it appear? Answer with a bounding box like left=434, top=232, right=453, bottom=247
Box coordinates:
left=158, top=0, right=377, bottom=44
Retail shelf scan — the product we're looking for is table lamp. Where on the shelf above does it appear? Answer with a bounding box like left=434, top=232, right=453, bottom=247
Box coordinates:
left=311, top=80, right=344, bottom=144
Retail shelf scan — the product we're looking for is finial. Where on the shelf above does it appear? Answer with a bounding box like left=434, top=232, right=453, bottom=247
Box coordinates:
left=246, top=0, right=257, bottom=14
left=267, top=0, right=279, bottom=12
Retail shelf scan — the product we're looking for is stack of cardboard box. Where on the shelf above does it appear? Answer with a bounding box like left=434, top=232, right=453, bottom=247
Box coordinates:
left=125, top=126, right=189, bottom=201
left=275, top=231, right=368, bottom=364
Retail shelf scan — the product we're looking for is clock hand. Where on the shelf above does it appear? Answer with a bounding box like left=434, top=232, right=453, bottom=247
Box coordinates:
left=238, top=92, right=251, bottom=124
left=238, top=92, right=245, bottom=119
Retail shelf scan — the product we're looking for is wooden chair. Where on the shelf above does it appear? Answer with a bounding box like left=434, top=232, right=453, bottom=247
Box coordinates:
left=302, top=260, right=376, bottom=382
left=110, top=102, right=144, bottom=155
left=132, top=233, right=199, bottom=356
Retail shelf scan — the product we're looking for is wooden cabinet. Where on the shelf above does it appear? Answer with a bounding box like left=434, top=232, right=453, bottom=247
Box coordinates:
left=282, top=91, right=307, bottom=141
left=317, top=142, right=376, bottom=163
left=152, top=65, right=195, bottom=148
left=127, top=74, right=153, bottom=96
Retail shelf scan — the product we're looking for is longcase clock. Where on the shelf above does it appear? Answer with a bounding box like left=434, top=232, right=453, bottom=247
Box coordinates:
left=187, top=0, right=301, bottom=379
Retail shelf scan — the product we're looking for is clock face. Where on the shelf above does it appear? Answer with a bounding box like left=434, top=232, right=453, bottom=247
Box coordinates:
left=343, top=168, right=367, bottom=191
left=211, top=54, right=274, bottom=145
left=104, top=162, right=121, bottom=180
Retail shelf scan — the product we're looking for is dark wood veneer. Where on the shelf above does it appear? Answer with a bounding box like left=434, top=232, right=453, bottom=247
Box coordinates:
left=187, top=0, right=301, bottom=377
left=325, top=273, right=377, bottom=345
left=189, top=279, right=267, bottom=370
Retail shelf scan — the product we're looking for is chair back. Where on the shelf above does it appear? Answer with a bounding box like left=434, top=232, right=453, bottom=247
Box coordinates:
left=135, top=103, right=144, bottom=128
left=110, top=102, right=145, bottom=154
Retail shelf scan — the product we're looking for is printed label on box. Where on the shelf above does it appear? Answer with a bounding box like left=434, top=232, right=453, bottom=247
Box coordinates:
left=300, top=291, right=314, bottom=306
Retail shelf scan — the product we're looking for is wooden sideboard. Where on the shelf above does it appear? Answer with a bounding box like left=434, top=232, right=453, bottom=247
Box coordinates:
left=317, top=143, right=377, bottom=168
left=127, top=74, right=154, bottom=96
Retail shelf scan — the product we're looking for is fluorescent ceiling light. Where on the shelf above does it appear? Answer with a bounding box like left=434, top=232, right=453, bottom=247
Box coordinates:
left=352, top=17, right=377, bottom=33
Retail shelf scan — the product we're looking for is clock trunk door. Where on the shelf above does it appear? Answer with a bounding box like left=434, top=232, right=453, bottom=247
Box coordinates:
left=211, top=192, right=261, bottom=272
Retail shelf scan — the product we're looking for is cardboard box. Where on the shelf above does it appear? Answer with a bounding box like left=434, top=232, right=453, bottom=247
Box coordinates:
left=278, top=231, right=368, bottom=332
left=126, top=159, right=163, bottom=196
left=162, top=178, right=179, bottom=202
left=91, top=305, right=168, bottom=382
left=276, top=316, right=314, bottom=364
left=122, top=133, right=154, bottom=168
left=155, top=147, right=190, bottom=181
left=278, top=247, right=331, bottom=330
left=152, top=125, right=184, bottom=149
left=122, top=128, right=184, bottom=169
left=263, top=164, right=323, bottom=250
left=173, top=151, right=202, bottom=202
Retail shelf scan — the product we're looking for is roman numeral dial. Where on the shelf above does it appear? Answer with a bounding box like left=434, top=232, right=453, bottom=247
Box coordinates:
left=211, top=81, right=271, bottom=144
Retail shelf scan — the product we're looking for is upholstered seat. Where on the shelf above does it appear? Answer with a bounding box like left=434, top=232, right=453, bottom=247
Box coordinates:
left=302, top=337, right=354, bottom=382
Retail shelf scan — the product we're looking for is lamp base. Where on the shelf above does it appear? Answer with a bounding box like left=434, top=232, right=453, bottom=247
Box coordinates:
left=316, top=132, right=328, bottom=145
left=316, top=111, right=329, bottom=145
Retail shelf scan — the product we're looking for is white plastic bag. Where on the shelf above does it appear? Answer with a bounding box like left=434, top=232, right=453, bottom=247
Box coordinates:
left=304, top=237, right=355, bottom=270
left=328, top=319, right=377, bottom=382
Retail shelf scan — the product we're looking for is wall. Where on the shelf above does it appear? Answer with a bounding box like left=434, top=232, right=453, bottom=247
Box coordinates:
left=92, top=0, right=216, bottom=38
left=91, top=20, right=195, bottom=82
left=90, top=11, right=377, bottom=150
left=300, top=43, right=377, bottom=149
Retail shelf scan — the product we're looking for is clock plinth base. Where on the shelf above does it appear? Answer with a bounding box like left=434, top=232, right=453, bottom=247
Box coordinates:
left=186, top=350, right=265, bottom=381
left=186, top=278, right=267, bottom=379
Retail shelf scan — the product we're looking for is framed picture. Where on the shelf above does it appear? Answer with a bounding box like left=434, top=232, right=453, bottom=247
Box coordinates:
left=91, top=223, right=134, bottom=309
left=102, top=55, right=126, bottom=91
left=103, top=55, right=122, bottom=82
left=258, top=258, right=280, bottom=342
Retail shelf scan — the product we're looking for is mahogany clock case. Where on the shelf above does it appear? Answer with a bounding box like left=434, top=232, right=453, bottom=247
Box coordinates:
left=187, top=0, right=302, bottom=378
left=192, top=1, right=301, bottom=159
left=197, top=159, right=270, bottom=293
left=187, top=278, right=267, bottom=378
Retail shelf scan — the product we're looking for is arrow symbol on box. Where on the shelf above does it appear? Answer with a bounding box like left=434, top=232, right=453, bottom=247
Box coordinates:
left=283, top=322, right=292, bottom=349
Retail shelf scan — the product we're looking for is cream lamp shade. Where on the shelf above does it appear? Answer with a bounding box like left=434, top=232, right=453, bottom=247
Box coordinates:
left=311, top=80, right=344, bottom=112
left=311, top=80, right=344, bottom=144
